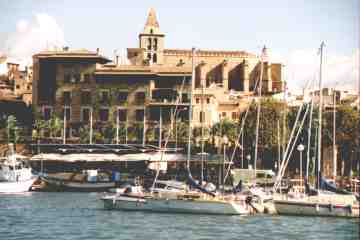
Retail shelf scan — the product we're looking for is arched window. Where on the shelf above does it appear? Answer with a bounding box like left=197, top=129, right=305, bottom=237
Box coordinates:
left=147, top=53, right=152, bottom=60
left=153, top=53, right=157, bottom=63
left=154, top=38, right=158, bottom=50
left=150, top=28, right=153, bottom=34
left=147, top=38, right=152, bottom=50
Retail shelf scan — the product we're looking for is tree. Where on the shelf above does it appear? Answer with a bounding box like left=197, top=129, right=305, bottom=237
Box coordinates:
left=49, top=115, right=63, bottom=138
left=6, top=115, right=18, bottom=144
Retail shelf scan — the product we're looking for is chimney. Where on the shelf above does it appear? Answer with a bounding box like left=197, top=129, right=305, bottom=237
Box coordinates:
left=116, top=55, right=119, bottom=66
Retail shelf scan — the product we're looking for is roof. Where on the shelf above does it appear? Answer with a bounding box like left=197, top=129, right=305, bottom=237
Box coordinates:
left=33, top=49, right=111, bottom=64
left=145, top=8, right=159, bottom=28
left=95, top=65, right=191, bottom=76
left=164, top=49, right=257, bottom=58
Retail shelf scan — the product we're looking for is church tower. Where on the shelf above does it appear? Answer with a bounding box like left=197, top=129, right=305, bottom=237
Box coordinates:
left=139, top=8, right=165, bottom=65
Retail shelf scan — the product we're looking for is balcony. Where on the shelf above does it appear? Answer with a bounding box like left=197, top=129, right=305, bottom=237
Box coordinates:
left=150, top=89, right=190, bottom=106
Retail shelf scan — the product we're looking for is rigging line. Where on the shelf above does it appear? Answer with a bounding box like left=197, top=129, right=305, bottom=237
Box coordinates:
left=151, top=62, right=189, bottom=194
left=274, top=101, right=311, bottom=191
left=222, top=59, right=264, bottom=183
left=275, top=71, right=315, bottom=189
left=306, top=74, right=316, bottom=179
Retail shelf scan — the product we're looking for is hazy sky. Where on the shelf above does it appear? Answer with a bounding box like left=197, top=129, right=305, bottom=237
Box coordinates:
left=0, top=0, right=359, bottom=92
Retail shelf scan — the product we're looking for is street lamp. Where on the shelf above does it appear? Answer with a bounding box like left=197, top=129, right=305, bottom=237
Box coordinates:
left=297, top=144, right=305, bottom=191
left=246, top=154, right=251, bottom=169
left=222, top=135, right=229, bottom=195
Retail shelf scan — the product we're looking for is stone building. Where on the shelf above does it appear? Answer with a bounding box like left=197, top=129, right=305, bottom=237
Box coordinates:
left=32, top=8, right=284, bottom=142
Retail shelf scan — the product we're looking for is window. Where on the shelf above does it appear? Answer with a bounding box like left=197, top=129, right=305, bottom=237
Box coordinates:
left=43, top=107, right=52, bottom=121
left=182, top=93, right=189, bottom=103
left=83, top=74, right=91, bottom=83
left=150, top=29, right=153, bottom=34
left=135, top=109, right=144, bottom=122
left=232, top=112, right=238, bottom=120
left=117, top=109, right=127, bottom=122
left=100, top=90, right=110, bottom=104
left=153, top=53, right=157, bottom=63
left=196, top=98, right=200, bottom=104
left=81, top=91, right=91, bottom=105
left=99, top=108, right=109, bottom=122
left=63, top=106, right=71, bottom=121
left=135, top=92, right=146, bottom=104
left=222, top=112, right=226, bottom=118
left=147, top=38, right=152, bottom=50
left=81, top=107, right=91, bottom=122
left=74, top=73, right=81, bottom=83
left=16, top=85, right=20, bottom=89
left=64, top=73, right=71, bottom=83
left=63, top=91, right=71, bottom=105
left=154, top=38, right=158, bottom=50
left=118, top=92, right=128, bottom=103
left=206, top=98, right=210, bottom=104
left=199, top=111, right=205, bottom=123
left=147, top=53, right=151, bottom=60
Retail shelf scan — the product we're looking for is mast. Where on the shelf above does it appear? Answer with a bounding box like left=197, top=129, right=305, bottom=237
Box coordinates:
left=63, top=106, right=66, bottom=144
left=143, top=105, right=146, bottom=146
left=317, top=41, right=325, bottom=187
left=158, top=107, right=162, bottom=148
left=306, top=88, right=314, bottom=179
left=254, top=46, right=265, bottom=176
left=90, top=107, right=93, bottom=144
left=332, top=87, right=336, bottom=179
left=187, top=48, right=196, bottom=169
left=116, top=108, right=119, bottom=144
left=200, top=61, right=205, bottom=183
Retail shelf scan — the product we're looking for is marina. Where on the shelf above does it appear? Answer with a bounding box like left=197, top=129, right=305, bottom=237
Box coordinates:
left=0, top=192, right=358, bottom=240
left=1, top=1, right=359, bottom=239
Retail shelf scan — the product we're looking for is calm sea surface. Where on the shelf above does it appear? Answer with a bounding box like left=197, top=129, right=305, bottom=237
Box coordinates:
left=0, top=192, right=358, bottom=240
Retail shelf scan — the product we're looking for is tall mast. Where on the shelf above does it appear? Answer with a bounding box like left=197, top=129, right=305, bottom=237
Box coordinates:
left=187, top=48, right=196, bottom=169
left=116, top=108, right=119, bottom=144
left=332, top=87, right=336, bottom=179
left=318, top=41, right=325, bottom=186
left=254, top=46, right=265, bottom=175
left=200, top=60, right=205, bottom=183
left=63, top=106, right=66, bottom=144
left=90, top=107, right=93, bottom=144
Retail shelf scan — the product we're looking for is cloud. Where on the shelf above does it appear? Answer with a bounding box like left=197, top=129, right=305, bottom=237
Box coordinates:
left=2, top=13, right=65, bottom=63
left=271, top=49, right=359, bottom=94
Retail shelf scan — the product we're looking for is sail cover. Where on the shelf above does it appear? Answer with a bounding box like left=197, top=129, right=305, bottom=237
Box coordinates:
left=186, top=170, right=216, bottom=197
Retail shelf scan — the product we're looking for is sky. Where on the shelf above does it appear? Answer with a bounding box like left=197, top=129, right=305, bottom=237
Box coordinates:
left=0, top=0, right=359, bottom=93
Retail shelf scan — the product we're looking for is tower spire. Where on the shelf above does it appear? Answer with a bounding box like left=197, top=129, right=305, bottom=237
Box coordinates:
left=145, top=8, right=159, bottom=28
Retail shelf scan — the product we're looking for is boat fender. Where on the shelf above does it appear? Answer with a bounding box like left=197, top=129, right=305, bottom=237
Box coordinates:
left=245, top=196, right=252, bottom=204
left=328, top=204, right=333, bottom=212
left=346, top=205, right=352, bottom=214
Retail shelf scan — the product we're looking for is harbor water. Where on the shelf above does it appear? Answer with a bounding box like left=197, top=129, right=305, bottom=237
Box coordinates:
left=0, top=192, right=358, bottom=240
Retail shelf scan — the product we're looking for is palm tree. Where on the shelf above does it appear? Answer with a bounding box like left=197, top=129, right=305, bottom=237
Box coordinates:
left=49, top=115, right=63, bottom=139
left=6, top=115, right=17, bottom=144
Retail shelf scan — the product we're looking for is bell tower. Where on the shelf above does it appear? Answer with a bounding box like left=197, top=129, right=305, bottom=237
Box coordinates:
left=139, top=8, right=165, bottom=65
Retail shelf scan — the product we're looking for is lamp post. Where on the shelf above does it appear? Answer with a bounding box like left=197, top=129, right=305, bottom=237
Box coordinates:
left=246, top=154, right=251, bottom=169
left=222, top=135, right=229, bottom=195
left=297, top=144, right=305, bottom=191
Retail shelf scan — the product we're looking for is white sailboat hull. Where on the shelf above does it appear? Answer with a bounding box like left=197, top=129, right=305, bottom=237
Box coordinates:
left=274, top=198, right=359, bottom=218
left=0, top=177, right=37, bottom=193
left=102, top=195, right=249, bottom=215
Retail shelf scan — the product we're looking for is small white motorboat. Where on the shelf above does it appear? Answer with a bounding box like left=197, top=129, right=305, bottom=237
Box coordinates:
left=0, top=144, right=37, bottom=193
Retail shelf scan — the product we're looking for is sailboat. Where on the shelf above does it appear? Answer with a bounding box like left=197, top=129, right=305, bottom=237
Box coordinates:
left=0, top=144, right=37, bottom=193
left=101, top=48, right=250, bottom=215
left=273, top=42, right=360, bottom=218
